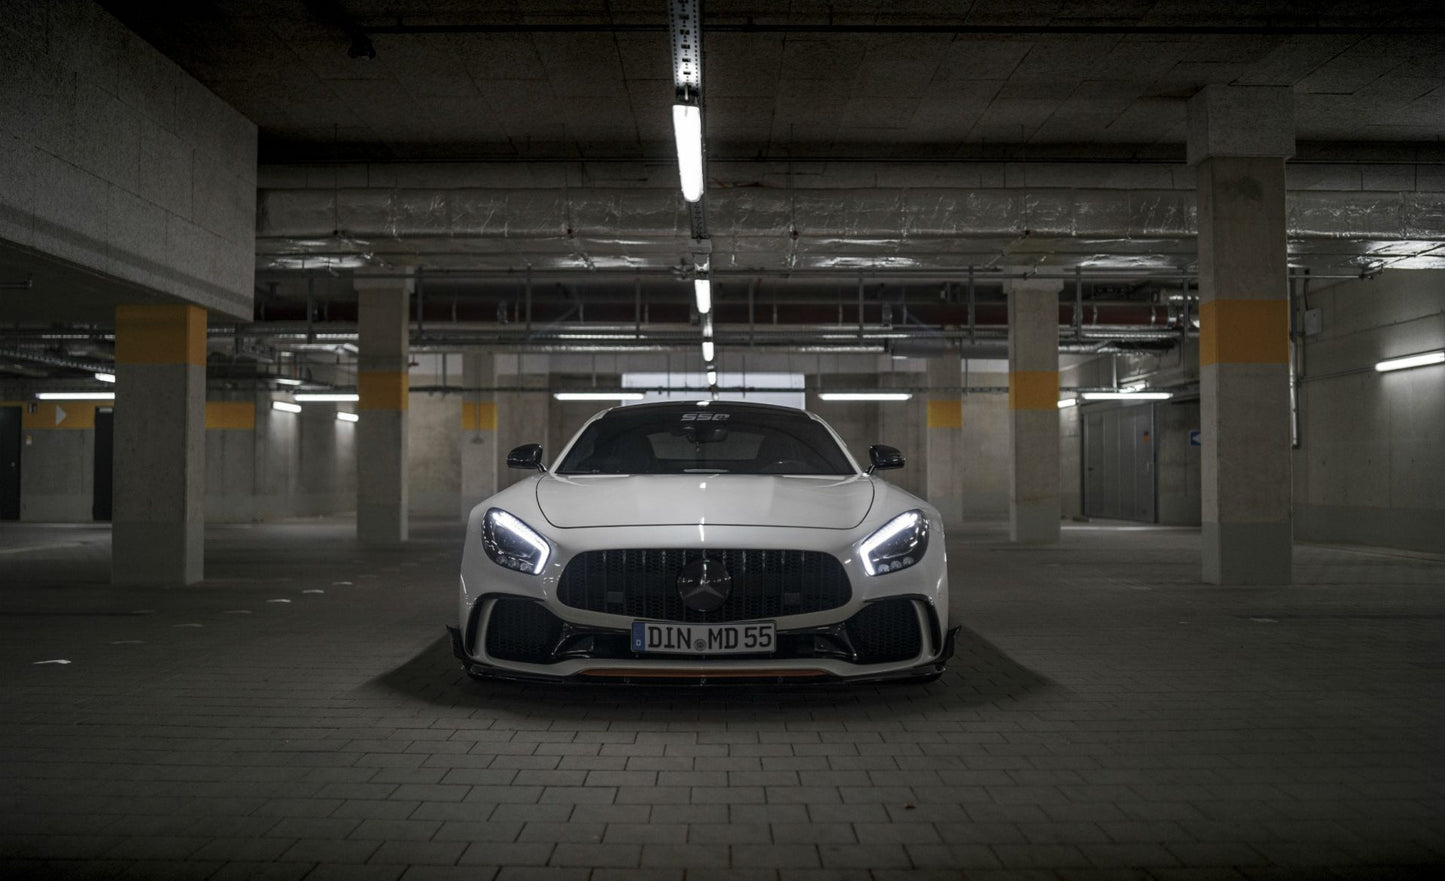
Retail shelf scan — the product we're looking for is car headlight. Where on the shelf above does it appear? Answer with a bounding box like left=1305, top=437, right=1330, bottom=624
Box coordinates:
left=859, top=509, right=929, bottom=576
left=482, top=508, right=551, bottom=575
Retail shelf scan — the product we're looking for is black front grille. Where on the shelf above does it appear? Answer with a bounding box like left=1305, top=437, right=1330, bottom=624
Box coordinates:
left=846, top=599, right=923, bottom=663
left=558, top=549, right=851, bottom=623
left=485, top=598, right=563, bottom=663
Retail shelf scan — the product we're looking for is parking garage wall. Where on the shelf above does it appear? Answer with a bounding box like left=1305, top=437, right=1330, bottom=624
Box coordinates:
left=1292, top=270, right=1445, bottom=553
left=207, top=397, right=356, bottom=523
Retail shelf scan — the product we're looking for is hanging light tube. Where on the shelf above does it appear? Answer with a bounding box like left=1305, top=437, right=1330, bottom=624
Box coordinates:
left=702, top=340, right=715, bottom=362
left=672, top=104, right=704, bottom=202
left=94, top=372, right=116, bottom=383
left=1374, top=350, right=1444, bottom=372
left=553, top=392, right=646, bottom=402
left=1086, top=389, right=1173, bottom=401
left=294, top=393, right=360, bottom=402
left=336, top=412, right=359, bottom=423
left=272, top=401, right=302, bottom=413
left=36, top=392, right=115, bottom=401
left=817, top=392, right=912, bottom=402
left=694, top=277, right=712, bottom=315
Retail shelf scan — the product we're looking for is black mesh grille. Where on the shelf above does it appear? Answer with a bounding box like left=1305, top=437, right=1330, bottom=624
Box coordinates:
left=846, top=599, right=923, bottom=663
left=485, top=598, right=563, bottom=663
left=558, top=549, right=851, bottom=623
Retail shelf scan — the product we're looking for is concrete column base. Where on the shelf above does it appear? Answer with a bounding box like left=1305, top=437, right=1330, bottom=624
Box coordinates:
left=1011, top=499, right=1061, bottom=544
left=357, top=412, right=408, bottom=546
left=357, top=503, right=409, bottom=547
left=113, top=519, right=204, bottom=585
left=1203, top=521, right=1292, bottom=585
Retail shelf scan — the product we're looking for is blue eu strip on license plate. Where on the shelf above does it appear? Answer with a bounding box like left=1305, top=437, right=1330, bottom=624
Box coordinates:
left=631, top=621, right=775, bottom=655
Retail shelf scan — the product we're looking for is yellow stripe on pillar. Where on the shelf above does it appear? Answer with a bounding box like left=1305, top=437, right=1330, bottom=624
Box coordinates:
left=1008, top=371, right=1059, bottom=410
left=1199, top=298, right=1289, bottom=366
left=205, top=402, right=256, bottom=430
left=461, top=401, right=497, bottom=430
left=359, top=371, right=409, bottom=411
left=115, top=304, right=206, bottom=365
left=927, top=400, right=961, bottom=428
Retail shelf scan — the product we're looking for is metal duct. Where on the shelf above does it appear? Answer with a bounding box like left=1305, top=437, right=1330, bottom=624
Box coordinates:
left=256, top=186, right=1445, bottom=273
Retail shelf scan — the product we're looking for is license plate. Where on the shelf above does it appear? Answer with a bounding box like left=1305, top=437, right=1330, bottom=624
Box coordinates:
left=630, top=621, right=775, bottom=655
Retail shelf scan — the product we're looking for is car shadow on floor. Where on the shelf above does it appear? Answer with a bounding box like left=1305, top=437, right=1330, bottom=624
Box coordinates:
left=366, top=625, right=1054, bottom=717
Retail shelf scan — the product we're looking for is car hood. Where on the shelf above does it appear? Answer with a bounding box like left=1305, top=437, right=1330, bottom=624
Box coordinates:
left=535, top=473, right=875, bottom=530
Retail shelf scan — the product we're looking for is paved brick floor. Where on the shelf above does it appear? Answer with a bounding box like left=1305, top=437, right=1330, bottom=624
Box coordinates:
left=2, top=518, right=1442, bottom=880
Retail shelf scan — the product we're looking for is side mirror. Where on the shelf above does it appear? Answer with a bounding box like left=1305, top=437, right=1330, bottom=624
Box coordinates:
left=867, top=444, right=905, bottom=474
left=507, top=443, right=546, bottom=472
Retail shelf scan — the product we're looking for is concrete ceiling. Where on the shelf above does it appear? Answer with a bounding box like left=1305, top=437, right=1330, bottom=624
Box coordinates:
left=102, top=1, right=1445, bottom=162
left=6, top=1, right=1445, bottom=383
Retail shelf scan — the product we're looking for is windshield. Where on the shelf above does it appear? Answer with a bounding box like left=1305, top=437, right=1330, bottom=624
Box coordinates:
left=555, top=405, right=856, bottom=476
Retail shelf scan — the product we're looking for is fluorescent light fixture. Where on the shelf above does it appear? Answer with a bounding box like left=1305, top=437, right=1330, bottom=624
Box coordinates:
left=36, top=392, right=115, bottom=401
left=1123, top=381, right=1147, bottom=392
left=1374, top=350, right=1445, bottom=372
left=94, top=372, right=115, bottom=383
left=694, top=278, right=712, bottom=314
left=702, top=340, right=715, bottom=362
left=336, top=411, right=359, bottom=423
left=1080, top=391, right=1173, bottom=401
left=553, top=392, right=646, bottom=402
left=672, top=104, right=704, bottom=202
left=1058, top=398, right=1078, bottom=409
left=271, top=401, right=302, bottom=413
left=706, top=370, right=718, bottom=386
left=294, top=393, right=360, bottom=402
left=817, top=392, right=913, bottom=402
left=275, top=377, right=303, bottom=386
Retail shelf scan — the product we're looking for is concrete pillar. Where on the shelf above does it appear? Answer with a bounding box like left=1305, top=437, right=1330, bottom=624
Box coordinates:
left=1188, top=85, right=1294, bottom=585
left=112, top=304, right=206, bottom=585
left=924, top=356, right=964, bottom=525
left=460, top=353, right=498, bottom=518
left=1007, top=280, right=1061, bottom=544
left=355, top=273, right=413, bottom=546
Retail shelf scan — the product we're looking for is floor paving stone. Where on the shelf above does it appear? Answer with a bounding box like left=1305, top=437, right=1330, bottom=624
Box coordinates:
left=1, top=518, right=1442, bottom=880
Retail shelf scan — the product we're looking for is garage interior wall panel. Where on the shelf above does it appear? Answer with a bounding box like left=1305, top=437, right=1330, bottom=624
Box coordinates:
left=1292, top=270, right=1445, bottom=552
left=252, top=402, right=300, bottom=522
left=204, top=407, right=257, bottom=523
left=459, top=353, right=498, bottom=520
left=495, top=355, right=551, bottom=491
left=1156, top=400, right=1203, bottom=527
left=1059, top=404, right=1083, bottom=519
left=958, top=361, right=1011, bottom=517
left=407, top=387, right=461, bottom=518
left=922, top=357, right=963, bottom=524
left=15, top=422, right=95, bottom=522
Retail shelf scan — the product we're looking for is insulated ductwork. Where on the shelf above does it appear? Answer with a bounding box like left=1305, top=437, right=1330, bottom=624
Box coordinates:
left=256, top=186, right=1445, bottom=274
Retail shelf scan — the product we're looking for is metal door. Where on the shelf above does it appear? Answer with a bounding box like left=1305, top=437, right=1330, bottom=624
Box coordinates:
left=1083, top=403, right=1156, bottom=523
left=93, top=408, right=113, bottom=521
left=0, top=406, right=19, bottom=520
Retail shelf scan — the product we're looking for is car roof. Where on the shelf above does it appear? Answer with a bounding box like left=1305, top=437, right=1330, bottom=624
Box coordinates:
left=597, top=400, right=811, bottom=420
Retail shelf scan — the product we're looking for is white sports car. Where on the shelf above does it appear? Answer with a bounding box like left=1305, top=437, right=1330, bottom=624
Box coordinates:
left=449, top=400, right=955, bottom=684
